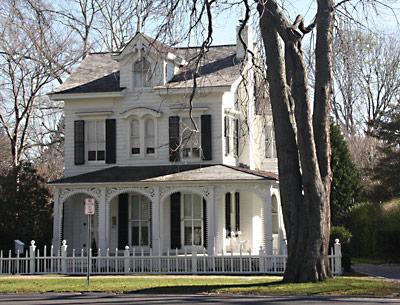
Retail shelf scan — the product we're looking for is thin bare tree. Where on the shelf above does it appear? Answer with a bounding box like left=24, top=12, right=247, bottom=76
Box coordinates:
left=0, top=0, right=76, bottom=168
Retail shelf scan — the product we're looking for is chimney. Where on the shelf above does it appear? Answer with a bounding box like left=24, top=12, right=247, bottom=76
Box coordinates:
left=236, top=22, right=253, bottom=60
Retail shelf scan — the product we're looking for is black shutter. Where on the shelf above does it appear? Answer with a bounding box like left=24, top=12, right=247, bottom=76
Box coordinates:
left=235, top=192, right=240, bottom=231
left=201, top=114, right=212, bottom=160
left=74, top=120, right=85, bottom=165
left=169, top=116, right=180, bottom=162
left=234, top=118, right=239, bottom=156
left=225, top=192, right=231, bottom=237
left=118, top=193, right=129, bottom=249
left=203, top=198, right=207, bottom=249
left=106, top=119, right=116, bottom=164
left=170, top=192, right=181, bottom=249
left=224, top=116, right=229, bottom=155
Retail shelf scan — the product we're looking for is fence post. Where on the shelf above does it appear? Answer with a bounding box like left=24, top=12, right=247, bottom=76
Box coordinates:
left=124, top=246, right=130, bottom=273
left=259, top=247, right=265, bottom=273
left=29, top=240, right=36, bottom=274
left=334, top=239, right=342, bottom=275
left=61, top=240, right=68, bottom=274
left=192, top=249, right=197, bottom=274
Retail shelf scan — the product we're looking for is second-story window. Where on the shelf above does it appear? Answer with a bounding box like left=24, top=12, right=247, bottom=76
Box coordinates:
left=181, top=117, right=200, bottom=159
left=133, top=57, right=151, bottom=88
left=265, top=124, right=277, bottom=158
left=224, top=116, right=239, bottom=157
left=86, top=120, right=105, bottom=161
left=131, top=119, right=140, bottom=155
left=145, top=117, right=155, bottom=154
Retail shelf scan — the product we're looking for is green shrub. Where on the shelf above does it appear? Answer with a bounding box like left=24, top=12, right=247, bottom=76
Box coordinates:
left=347, top=199, right=400, bottom=259
left=330, top=226, right=352, bottom=246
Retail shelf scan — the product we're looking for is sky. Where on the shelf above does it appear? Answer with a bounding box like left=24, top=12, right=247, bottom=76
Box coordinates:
left=208, top=0, right=400, bottom=45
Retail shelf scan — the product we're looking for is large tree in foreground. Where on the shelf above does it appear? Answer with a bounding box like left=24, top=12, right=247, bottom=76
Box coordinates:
left=256, top=0, right=334, bottom=282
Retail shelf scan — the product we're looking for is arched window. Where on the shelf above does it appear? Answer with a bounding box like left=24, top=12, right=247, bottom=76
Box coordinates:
left=130, top=119, right=140, bottom=155
left=272, top=196, right=279, bottom=234
left=145, top=117, right=155, bottom=154
left=133, top=57, right=151, bottom=88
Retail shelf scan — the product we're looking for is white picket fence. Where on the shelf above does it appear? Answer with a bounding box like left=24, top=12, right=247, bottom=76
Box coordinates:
left=0, top=240, right=342, bottom=276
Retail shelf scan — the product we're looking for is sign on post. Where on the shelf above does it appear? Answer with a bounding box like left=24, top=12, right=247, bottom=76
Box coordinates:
left=84, top=198, right=95, bottom=285
left=85, top=198, right=95, bottom=215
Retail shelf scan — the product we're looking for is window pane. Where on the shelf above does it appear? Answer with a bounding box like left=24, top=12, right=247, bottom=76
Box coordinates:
left=193, top=196, right=202, bottom=218
left=88, top=151, right=96, bottom=161
left=146, top=147, right=155, bottom=154
left=141, top=225, right=149, bottom=246
left=272, top=215, right=279, bottom=234
left=97, top=121, right=105, bottom=142
left=184, top=196, right=191, bottom=218
left=131, top=120, right=140, bottom=137
left=131, top=196, right=139, bottom=220
left=131, top=225, right=139, bottom=246
left=193, top=220, right=202, bottom=246
left=87, top=121, right=96, bottom=142
left=184, top=222, right=192, bottom=245
left=141, top=198, right=149, bottom=220
left=97, top=150, right=105, bottom=160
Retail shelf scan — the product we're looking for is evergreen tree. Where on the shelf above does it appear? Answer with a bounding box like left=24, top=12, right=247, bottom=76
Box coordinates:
left=0, top=163, right=52, bottom=251
left=370, top=104, right=400, bottom=199
left=330, top=122, right=364, bottom=225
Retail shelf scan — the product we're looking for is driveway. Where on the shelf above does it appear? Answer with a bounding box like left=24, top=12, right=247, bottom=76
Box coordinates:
left=353, top=264, right=400, bottom=281
left=0, top=294, right=399, bottom=305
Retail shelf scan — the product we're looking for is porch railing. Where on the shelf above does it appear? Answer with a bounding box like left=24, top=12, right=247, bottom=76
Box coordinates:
left=0, top=240, right=342, bottom=276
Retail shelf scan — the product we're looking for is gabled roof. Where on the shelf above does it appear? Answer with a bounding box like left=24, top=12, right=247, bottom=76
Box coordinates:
left=157, top=45, right=242, bottom=89
left=51, top=53, right=122, bottom=94
left=50, top=38, right=243, bottom=95
left=50, top=164, right=277, bottom=184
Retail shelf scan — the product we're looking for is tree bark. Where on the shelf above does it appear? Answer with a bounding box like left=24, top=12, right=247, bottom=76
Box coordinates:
left=258, top=0, right=334, bottom=282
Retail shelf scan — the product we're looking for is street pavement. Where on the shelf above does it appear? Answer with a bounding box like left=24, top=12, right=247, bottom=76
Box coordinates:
left=0, top=294, right=399, bottom=305
left=353, top=264, right=400, bottom=281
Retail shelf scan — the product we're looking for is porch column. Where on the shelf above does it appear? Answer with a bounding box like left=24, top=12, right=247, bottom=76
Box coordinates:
left=206, top=187, right=215, bottom=256
left=264, top=185, right=273, bottom=255
left=52, top=188, right=63, bottom=252
left=98, top=187, right=107, bottom=250
left=151, top=187, right=161, bottom=255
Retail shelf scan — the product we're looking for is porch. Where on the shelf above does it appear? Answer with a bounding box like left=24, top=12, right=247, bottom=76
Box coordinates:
left=52, top=165, right=286, bottom=257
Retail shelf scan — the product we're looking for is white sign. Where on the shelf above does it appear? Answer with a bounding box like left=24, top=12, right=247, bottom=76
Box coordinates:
left=84, top=198, right=95, bottom=215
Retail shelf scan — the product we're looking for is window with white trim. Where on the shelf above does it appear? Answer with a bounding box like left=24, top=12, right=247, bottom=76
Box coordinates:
left=130, top=119, right=140, bottom=155
left=181, top=193, right=203, bottom=246
left=181, top=117, right=200, bottom=160
left=129, top=194, right=151, bottom=247
left=133, top=57, right=151, bottom=88
left=145, top=117, right=155, bottom=154
left=86, top=120, right=105, bottom=161
left=224, top=115, right=238, bottom=156
left=265, top=124, right=277, bottom=158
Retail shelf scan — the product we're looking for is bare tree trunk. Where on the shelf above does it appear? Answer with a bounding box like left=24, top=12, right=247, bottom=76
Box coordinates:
left=258, top=0, right=334, bottom=282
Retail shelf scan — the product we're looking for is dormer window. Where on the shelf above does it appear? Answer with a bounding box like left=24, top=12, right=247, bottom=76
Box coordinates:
left=133, top=57, right=151, bottom=88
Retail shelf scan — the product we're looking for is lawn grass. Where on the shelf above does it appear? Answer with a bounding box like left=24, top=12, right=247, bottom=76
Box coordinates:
left=0, top=275, right=399, bottom=296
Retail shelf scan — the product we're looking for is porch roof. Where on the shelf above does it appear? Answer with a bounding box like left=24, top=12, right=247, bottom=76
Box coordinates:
left=50, top=164, right=278, bottom=185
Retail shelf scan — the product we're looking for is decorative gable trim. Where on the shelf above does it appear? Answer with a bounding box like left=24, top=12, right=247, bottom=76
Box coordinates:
left=121, top=107, right=162, bottom=119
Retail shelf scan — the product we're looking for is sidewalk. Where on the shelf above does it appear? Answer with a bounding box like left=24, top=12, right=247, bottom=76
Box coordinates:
left=353, top=264, right=400, bottom=281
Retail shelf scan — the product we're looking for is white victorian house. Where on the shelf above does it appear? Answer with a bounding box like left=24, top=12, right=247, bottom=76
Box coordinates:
left=49, top=25, right=287, bottom=258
